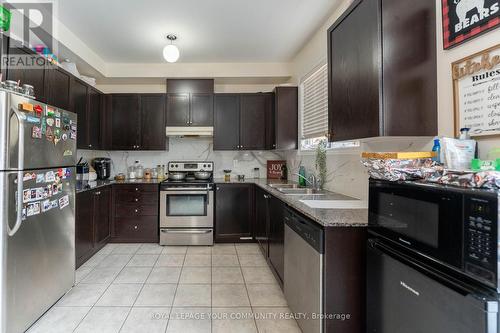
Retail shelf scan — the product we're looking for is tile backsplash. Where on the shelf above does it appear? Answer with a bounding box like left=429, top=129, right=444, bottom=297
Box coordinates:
left=78, top=138, right=286, bottom=179
left=79, top=136, right=433, bottom=200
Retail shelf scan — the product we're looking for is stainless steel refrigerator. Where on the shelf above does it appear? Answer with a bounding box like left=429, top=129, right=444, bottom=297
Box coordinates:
left=0, top=90, right=77, bottom=333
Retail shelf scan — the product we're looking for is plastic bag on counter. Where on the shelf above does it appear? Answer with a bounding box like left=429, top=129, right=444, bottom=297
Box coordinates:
left=441, top=137, right=476, bottom=170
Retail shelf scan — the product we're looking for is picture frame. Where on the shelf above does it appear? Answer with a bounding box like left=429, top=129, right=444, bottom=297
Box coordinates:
left=452, top=43, right=500, bottom=137
left=442, top=0, right=500, bottom=49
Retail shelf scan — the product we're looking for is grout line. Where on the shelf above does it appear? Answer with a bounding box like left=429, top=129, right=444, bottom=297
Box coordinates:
left=235, top=243, right=259, bottom=333
left=164, top=248, right=187, bottom=333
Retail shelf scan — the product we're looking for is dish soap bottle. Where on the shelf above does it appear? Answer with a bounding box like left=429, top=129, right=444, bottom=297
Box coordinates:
left=298, top=166, right=306, bottom=187
left=432, top=138, right=441, bottom=163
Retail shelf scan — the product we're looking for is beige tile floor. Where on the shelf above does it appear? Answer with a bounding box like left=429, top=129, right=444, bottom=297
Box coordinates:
left=27, top=243, right=302, bottom=333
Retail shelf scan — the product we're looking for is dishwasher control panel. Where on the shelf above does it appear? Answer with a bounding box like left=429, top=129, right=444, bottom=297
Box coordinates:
left=285, top=207, right=324, bottom=253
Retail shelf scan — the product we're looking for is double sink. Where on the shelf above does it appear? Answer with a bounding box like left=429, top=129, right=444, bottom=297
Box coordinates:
left=267, top=183, right=368, bottom=210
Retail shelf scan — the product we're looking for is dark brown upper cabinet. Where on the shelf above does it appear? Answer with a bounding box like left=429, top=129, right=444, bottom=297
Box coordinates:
left=271, top=86, right=298, bottom=150
left=5, top=39, right=47, bottom=103
left=166, top=93, right=213, bottom=127
left=45, top=64, right=71, bottom=110
left=140, top=94, right=168, bottom=150
left=213, top=93, right=272, bottom=151
left=108, top=94, right=167, bottom=150
left=327, top=0, right=436, bottom=141
left=72, top=79, right=90, bottom=149
left=214, top=94, right=240, bottom=150
left=88, top=87, right=102, bottom=149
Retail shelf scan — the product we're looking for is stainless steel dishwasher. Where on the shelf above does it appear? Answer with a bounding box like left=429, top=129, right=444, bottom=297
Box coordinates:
left=284, top=207, right=324, bottom=333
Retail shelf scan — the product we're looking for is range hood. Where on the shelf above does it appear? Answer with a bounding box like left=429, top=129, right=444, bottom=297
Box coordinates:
left=165, top=126, right=214, bottom=137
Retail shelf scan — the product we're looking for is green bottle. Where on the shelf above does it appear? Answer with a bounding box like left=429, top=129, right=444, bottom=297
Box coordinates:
left=298, top=166, right=306, bottom=187
left=0, top=5, right=11, bottom=32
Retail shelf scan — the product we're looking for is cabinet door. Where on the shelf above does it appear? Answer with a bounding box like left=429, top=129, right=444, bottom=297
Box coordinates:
left=274, top=87, right=298, bottom=150
left=75, top=191, right=94, bottom=266
left=328, top=0, right=381, bottom=141
left=46, top=66, right=71, bottom=110
left=190, top=93, right=213, bottom=126
left=240, top=94, right=270, bottom=150
left=215, top=184, right=253, bottom=242
left=94, top=186, right=111, bottom=244
left=214, top=94, right=240, bottom=150
left=381, top=0, right=437, bottom=136
left=166, top=93, right=190, bottom=126
left=71, top=79, right=89, bottom=149
left=5, top=42, right=47, bottom=102
left=140, top=94, right=167, bottom=150
left=110, top=94, right=141, bottom=150
left=88, top=87, right=101, bottom=149
left=255, top=187, right=269, bottom=257
left=268, top=195, right=285, bottom=282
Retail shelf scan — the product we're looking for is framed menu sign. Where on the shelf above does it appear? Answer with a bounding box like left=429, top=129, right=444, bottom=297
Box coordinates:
left=452, top=44, right=500, bottom=137
left=442, top=0, right=500, bottom=49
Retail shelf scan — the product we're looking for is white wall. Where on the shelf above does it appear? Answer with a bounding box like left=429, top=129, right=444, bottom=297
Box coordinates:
left=285, top=0, right=500, bottom=200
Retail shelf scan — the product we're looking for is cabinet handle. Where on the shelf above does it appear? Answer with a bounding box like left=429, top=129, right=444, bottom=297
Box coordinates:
left=135, top=188, right=139, bottom=191
left=134, top=198, right=139, bottom=202
left=88, top=144, right=92, bottom=148
left=95, top=191, right=101, bottom=195
left=134, top=209, right=138, bottom=213
left=134, top=225, right=138, bottom=230
left=264, top=194, right=269, bottom=199
left=216, top=187, right=220, bottom=190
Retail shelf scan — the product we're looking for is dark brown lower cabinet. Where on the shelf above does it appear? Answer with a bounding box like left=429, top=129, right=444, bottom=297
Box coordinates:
left=75, top=186, right=111, bottom=268
left=111, top=184, right=159, bottom=243
left=215, top=183, right=254, bottom=243
left=254, top=186, right=269, bottom=257
left=268, top=194, right=285, bottom=283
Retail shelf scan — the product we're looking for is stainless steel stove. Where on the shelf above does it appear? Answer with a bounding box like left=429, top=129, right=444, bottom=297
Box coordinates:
left=159, top=162, right=214, bottom=246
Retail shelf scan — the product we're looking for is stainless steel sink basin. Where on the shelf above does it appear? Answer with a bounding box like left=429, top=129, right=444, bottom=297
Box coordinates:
left=267, top=183, right=300, bottom=189
left=278, top=188, right=325, bottom=196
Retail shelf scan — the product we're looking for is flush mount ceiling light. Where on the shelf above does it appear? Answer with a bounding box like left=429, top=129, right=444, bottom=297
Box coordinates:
left=163, top=34, right=180, bottom=63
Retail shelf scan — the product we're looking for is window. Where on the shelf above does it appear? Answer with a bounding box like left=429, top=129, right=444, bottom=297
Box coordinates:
left=300, top=64, right=359, bottom=151
left=301, top=64, right=329, bottom=150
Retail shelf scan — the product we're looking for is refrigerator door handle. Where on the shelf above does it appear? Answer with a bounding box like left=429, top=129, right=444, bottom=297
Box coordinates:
left=8, top=110, right=25, bottom=236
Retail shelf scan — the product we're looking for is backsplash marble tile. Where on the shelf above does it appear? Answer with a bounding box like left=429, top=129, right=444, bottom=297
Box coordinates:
left=78, top=138, right=286, bottom=179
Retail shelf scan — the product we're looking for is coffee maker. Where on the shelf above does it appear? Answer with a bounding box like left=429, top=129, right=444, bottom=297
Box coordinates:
left=92, top=158, right=111, bottom=180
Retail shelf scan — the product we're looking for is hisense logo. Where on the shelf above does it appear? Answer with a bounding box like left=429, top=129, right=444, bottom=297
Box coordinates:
left=400, top=281, right=420, bottom=296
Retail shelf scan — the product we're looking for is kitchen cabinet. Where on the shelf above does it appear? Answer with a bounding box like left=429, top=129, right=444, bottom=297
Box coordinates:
left=109, top=94, right=167, bottom=150
left=254, top=186, right=270, bottom=257
left=75, top=187, right=111, bottom=268
left=72, top=79, right=89, bottom=149
left=140, top=94, right=167, bottom=150
left=327, top=0, right=436, bottom=141
left=111, top=184, right=159, bottom=242
left=268, top=194, right=285, bottom=283
left=271, top=87, right=298, bottom=150
left=109, top=94, right=141, bottom=150
left=166, top=93, right=213, bottom=127
left=88, top=87, right=102, bottom=149
left=45, top=64, right=71, bottom=110
left=215, top=183, right=254, bottom=243
left=5, top=40, right=47, bottom=103
left=213, top=93, right=272, bottom=151
left=214, top=94, right=240, bottom=150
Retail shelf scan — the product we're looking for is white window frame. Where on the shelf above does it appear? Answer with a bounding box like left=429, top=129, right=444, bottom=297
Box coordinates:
left=298, top=62, right=360, bottom=154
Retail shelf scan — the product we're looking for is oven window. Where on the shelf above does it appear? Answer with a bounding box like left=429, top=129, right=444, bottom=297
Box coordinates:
left=167, top=194, right=207, bottom=216
left=377, top=193, right=439, bottom=248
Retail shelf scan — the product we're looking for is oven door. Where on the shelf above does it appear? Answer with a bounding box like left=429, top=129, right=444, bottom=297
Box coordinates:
left=160, top=189, right=214, bottom=228
left=369, top=180, right=463, bottom=269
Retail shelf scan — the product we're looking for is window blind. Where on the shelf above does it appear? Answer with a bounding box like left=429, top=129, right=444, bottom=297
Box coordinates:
left=302, top=64, right=328, bottom=139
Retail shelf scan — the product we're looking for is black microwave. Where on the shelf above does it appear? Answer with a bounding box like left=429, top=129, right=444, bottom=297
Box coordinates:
left=369, top=179, right=499, bottom=290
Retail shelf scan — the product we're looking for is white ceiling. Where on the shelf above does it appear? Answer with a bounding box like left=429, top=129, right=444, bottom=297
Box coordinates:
left=56, top=0, right=341, bottom=63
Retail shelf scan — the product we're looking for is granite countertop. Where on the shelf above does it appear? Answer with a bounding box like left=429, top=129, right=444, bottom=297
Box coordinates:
left=214, top=178, right=368, bottom=228
left=76, top=178, right=162, bottom=193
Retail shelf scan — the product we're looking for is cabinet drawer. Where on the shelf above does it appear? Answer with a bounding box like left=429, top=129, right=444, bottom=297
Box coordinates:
left=115, top=204, right=158, bottom=217
left=114, top=184, right=159, bottom=192
left=113, top=216, right=158, bottom=242
left=115, top=191, right=158, bottom=205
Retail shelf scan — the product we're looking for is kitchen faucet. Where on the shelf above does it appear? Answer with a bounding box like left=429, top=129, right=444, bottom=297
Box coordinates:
left=294, top=173, right=321, bottom=190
